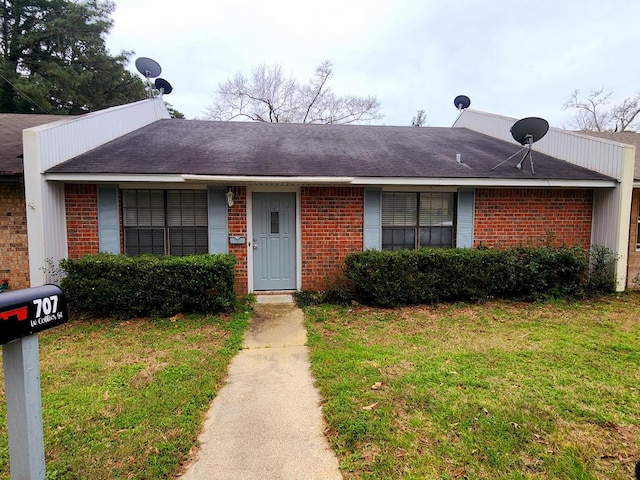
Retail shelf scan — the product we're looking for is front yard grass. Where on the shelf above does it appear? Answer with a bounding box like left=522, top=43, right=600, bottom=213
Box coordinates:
left=306, top=294, right=640, bottom=479
left=0, top=306, right=250, bottom=479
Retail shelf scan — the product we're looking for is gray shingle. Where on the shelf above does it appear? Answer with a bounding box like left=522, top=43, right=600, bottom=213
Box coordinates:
left=47, top=119, right=612, bottom=181
left=0, top=114, right=71, bottom=175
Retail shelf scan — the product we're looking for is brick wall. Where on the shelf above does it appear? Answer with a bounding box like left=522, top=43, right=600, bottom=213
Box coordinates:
left=0, top=181, right=30, bottom=289
left=474, top=188, right=593, bottom=248
left=301, top=186, right=363, bottom=291
left=65, top=184, right=100, bottom=258
left=227, top=186, right=248, bottom=295
left=627, top=189, right=640, bottom=288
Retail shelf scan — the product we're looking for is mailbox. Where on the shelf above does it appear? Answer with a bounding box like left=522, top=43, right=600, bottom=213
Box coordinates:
left=0, top=285, right=68, bottom=345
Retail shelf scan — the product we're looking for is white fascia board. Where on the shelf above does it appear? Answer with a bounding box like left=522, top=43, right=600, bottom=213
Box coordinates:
left=350, top=177, right=617, bottom=188
left=44, top=173, right=616, bottom=189
left=180, top=175, right=354, bottom=184
left=182, top=175, right=615, bottom=188
left=44, top=173, right=186, bottom=183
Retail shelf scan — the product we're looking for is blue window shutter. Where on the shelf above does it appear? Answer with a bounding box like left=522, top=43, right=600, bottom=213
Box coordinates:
left=363, top=188, right=382, bottom=250
left=208, top=187, right=228, bottom=253
left=456, top=188, right=475, bottom=248
left=97, top=185, right=120, bottom=253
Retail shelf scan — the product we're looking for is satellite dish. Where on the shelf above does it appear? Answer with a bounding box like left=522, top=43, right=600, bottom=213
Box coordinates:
left=135, top=57, right=162, bottom=78
left=491, top=116, right=550, bottom=175
left=510, top=117, right=549, bottom=145
left=454, top=95, right=471, bottom=111
left=155, top=78, right=173, bottom=95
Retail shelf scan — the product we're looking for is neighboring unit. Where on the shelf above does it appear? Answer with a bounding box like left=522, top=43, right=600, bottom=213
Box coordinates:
left=578, top=130, right=640, bottom=288
left=0, top=114, right=71, bottom=290
left=21, top=100, right=635, bottom=295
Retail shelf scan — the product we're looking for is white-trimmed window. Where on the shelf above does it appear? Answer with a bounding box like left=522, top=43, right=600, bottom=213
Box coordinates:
left=382, top=192, right=455, bottom=251
left=123, top=189, right=208, bottom=256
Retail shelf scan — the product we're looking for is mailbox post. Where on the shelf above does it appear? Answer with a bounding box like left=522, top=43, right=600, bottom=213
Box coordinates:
left=0, top=285, right=68, bottom=480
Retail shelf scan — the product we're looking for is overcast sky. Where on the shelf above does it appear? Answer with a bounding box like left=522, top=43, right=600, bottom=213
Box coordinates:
left=106, top=0, right=640, bottom=128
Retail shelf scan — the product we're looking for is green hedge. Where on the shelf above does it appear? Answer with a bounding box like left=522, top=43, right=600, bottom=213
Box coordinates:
left=60, top=254, right=236, bottom=319
left=344, top=246, right=611, bottom=307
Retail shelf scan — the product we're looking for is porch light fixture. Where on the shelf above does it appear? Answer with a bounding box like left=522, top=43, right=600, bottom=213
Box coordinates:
left=226, top=189, right=234, bottom=207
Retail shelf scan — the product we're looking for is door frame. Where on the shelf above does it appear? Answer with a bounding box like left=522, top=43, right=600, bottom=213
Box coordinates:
left=247, top=186, right=301, bottom=292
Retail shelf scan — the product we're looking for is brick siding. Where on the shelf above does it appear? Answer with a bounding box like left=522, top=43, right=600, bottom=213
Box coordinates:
left=0, top=182, right=30, bottom=289
left=59, top=184, right=596, bottom=295
left=474, top=188, right=593, bottom=248
left=65, top=184, right=100, bottom=258
left=300, top=186, right=363, bottom=291
left=627, top=189, right=640, bottom=288
left=227, top=186, right=248, bottom=296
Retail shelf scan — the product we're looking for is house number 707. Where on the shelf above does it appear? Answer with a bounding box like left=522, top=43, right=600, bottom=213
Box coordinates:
left=33, top=295, right=59, bottom=317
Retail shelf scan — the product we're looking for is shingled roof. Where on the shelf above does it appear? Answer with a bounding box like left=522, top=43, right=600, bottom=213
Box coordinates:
left=0, top=114, right=70, bottom=175
left=47, top=119, right=612, bottom=181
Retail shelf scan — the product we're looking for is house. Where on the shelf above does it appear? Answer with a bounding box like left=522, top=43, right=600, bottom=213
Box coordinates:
left=21, top=99, right=634, bottom=295
left=453, top=110, right=636, bottom=291
left=576, top=131, right=640, bottom=287
left=0, top=114, right=71, bottom=290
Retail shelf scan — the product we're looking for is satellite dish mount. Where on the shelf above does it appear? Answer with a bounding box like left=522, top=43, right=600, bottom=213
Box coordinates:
left=491, top=117, right=549, bottom=175
left=135, top=57, right=163, bottom=98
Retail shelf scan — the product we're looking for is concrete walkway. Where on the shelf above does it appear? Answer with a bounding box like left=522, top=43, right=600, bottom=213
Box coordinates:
left=179, top=295, right=342, bottom=480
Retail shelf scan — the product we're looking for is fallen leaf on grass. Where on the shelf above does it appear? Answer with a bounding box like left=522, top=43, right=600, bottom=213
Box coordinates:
left=600, top=453, right=624, bottom=461
left=362, top=402, right=379, bottom=411
left=371, top=382, right=385, bottom=390
left=452, top=467, right=467, bottom=478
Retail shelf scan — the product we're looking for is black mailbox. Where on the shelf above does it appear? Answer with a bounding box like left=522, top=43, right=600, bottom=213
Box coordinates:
left=0, top=285, right=68, bottom=345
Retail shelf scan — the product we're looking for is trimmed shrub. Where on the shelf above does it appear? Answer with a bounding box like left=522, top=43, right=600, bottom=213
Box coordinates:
left=60, top=254, right=236, bottom=319
left=344, top=246, right=601, bottom=308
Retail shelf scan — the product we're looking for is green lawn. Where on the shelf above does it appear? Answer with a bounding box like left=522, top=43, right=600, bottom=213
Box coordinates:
left=306, top=294, right=640, bottom=479
left=0, top=307, right=250, bottom=480
left=1, top=295, right=638, bottom=479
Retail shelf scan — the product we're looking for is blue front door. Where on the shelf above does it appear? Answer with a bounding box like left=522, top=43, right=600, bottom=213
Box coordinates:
left=252, top=193, right=296, bottom=290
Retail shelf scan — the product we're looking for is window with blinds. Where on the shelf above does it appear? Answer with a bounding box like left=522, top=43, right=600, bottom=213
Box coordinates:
left=123, top=189, right=208, bottom=256
left=382, top=192, right=455, bottom=250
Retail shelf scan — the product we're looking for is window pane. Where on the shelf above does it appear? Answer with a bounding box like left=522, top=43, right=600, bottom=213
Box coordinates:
left=382, top=192, right=417, bottom=226
left=169, top=227, right=208, bottom=256
left=167, top=190, right=208, bottom=227
left=382, top=227, right=415, bottom=251
left=419, top=192, right=454, bottom=226
left=123, top=190, right=165, bottom=227
left=124, top=228, right=165, bottom=256
left=271, top=212, right=279, bottom=234
left=420, top=227, right=453, bottom=248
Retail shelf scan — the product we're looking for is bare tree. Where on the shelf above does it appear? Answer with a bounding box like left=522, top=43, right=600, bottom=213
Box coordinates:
left=205, top=60, right=382, bottom=124
left=411, top=109, right=426, bottom=126
left=563, top=88, right=640, bottom=132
